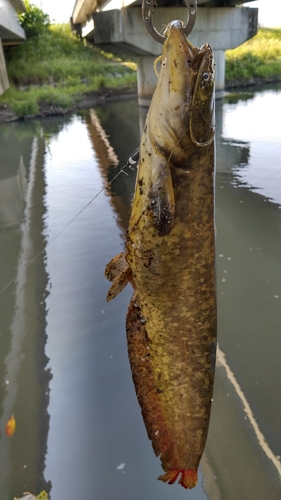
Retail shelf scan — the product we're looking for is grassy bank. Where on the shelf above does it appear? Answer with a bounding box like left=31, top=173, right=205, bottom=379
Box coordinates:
left=225, top=27, right=281, bottom=87
left=1, top=25, right=281, bottom=119
left=1, top=24, right=137, bottom=118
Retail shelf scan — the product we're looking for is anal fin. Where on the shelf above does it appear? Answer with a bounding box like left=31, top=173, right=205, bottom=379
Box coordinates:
left=105, top=252, right=132, bottom=301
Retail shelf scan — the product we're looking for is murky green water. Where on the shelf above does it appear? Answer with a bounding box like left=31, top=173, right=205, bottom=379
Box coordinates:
left=0, top=85, right=280, bottom=500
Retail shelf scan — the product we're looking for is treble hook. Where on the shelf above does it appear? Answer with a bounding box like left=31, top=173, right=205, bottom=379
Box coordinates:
left=142, top=0, right=197, bottom=44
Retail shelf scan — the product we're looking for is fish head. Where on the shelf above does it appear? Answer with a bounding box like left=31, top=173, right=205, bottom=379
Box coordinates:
left=148, top=20, right=215, bottom=161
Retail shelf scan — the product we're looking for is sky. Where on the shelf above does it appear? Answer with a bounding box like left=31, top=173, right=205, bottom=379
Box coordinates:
left=243, top=1, right=281, bottom=27
left=32, top=0, right=281, bottom=26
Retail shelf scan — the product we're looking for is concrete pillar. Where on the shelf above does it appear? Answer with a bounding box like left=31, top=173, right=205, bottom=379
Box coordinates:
left=213, top=50, right=225, bottom=99
left=136, top=56, right=157, bottom=107
left=0, top=39, right=9, bottom=95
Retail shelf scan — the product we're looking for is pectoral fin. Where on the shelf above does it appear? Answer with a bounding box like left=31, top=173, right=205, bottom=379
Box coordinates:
left=105, top=252, right=132, bottom=301
left=149, top=164, right=175, bottom=236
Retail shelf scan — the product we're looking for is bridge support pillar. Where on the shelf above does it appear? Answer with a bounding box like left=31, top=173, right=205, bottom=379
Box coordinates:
left=136, top=56, right=157, bottom=107
left=93, top=6, right=258, bottom=106
left=0, top=40, right=9, bottom=95
left=213, top=50, right=225, bottom=99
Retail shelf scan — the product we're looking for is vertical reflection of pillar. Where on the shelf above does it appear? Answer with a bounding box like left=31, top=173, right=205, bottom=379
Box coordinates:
left=0, top=135, right=51, bottom=499
left=85, top=109, right=133, bottom=235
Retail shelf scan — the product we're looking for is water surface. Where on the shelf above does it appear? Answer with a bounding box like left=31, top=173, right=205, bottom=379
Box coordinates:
left=0, top=85, right=280, bottom=500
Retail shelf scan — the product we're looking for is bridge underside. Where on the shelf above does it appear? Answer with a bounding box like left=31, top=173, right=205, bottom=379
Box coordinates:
left=83, top=6, right=258, bottom=104
left=72, top=0, right=257, bottom=26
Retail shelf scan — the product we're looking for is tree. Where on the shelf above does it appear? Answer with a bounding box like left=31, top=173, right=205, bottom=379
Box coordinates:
left=19, top=1, right=50, bottom=38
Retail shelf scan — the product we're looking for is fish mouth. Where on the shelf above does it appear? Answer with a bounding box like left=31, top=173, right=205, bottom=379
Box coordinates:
left=161, top=19, right=215, bottom=104
left=163, top=19, right=211, bottom=72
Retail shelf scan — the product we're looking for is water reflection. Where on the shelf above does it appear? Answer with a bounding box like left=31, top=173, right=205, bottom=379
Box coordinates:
left=0, top=127, right=51, bottom=499
left=0, top=86, right=280, bottom=500
left=97, top=91, right=281, bottom=499
left=84, top=109, right=133, bottom=236
left=94, top=100, right=140, bottom=230
left=208, top=87, right=281, bottom=500
left=223, top=85, right=281, bottom=205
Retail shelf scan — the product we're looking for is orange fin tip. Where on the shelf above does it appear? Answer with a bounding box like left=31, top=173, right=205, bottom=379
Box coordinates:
left=158, top=468, right=198, bottom=489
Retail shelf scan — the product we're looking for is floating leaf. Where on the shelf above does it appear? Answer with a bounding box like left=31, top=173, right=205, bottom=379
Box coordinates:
left=6, top=413, right=16, bottom=437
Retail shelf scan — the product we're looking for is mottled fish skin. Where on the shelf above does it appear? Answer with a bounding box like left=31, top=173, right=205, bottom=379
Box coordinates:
left=105, top=20, right=216, bottom=489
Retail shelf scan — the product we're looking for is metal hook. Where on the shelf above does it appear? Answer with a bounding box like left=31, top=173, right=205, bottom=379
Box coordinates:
left=142, top=0, right=197, bottom=45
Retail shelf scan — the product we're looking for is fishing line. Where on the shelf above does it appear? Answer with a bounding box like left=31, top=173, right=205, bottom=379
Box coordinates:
left=0, top=157, right=137, bottom=298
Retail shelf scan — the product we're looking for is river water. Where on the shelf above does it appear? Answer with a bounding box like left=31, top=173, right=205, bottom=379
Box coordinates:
left=0, top=84, right=280, bottom=500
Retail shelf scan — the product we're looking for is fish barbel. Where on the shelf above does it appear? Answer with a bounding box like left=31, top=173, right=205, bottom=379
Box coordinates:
left=105, top=20, right=216, bottom=489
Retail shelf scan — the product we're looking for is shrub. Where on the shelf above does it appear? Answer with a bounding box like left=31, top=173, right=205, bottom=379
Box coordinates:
left=19, top=0, right=50, bottom=39
left=37, top=87, right=74, bottom=109
left=9, top=95, right=39, bottom=117
left=225, top=28, right=281, bottom=83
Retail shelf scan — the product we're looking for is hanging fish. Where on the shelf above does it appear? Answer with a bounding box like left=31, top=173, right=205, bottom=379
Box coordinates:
left=105, top=19, right=216, bottom=489
left=6, top=413, right=16, bottom=437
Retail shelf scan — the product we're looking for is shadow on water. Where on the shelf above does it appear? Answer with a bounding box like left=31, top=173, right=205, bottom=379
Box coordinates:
left=0, top=86, right=280, bottom=499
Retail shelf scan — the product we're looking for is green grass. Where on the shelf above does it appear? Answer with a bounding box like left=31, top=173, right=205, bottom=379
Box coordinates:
left=1, top=23, right=137, bottom=116
left=226, top=28, right=281, bottom=83
left=4, top=86, right=75, bottom=117
left=1, top=24, right=281, bottom=117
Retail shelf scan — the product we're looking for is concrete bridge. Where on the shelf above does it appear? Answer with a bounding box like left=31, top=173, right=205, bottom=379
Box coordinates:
left=0, top=0, right=25, bottom=95
left=72, top=0, right=258, bottom=105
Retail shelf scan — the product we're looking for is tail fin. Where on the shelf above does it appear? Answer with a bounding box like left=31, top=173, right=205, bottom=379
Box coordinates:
left=158, top=469, right=198, bottom=489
